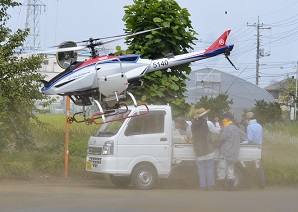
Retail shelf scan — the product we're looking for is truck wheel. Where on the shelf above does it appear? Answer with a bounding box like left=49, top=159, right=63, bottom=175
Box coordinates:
left=131, top=164, right=157, bottom=190
left=233, top=166, right=244, bottom=190
left=109, top=175, right=131, bottom=187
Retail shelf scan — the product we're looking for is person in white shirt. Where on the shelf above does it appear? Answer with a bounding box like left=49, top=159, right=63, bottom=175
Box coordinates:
left=245, top=112, right=265, bottom=189
left=191, top=108, right=221, bottom=191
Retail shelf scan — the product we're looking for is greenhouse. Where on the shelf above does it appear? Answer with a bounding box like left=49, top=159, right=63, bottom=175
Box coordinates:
left=185, top=68, right=275, bottom=121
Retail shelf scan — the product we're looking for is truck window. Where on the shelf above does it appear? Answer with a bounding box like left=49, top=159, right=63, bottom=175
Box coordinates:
left=125, top=111, right=165, bottom=136
left=93, top=110, right=131, bottom=137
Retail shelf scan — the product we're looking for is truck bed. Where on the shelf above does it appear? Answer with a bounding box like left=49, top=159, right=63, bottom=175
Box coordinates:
left=172, top=143, right=262, bottom=164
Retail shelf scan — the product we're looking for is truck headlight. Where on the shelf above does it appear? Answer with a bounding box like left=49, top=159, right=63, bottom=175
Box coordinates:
left=102, top=140, right=114, bottom=155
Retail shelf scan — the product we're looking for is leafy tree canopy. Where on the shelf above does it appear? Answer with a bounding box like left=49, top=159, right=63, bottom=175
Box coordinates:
left=0, top=0, right=46, bottom=150
left=189, top=94, right=233, bottom=121
left=251, top=100, right=282, bottom=125
left=122, top=0, right=198, bottom=116
left=281, top=77, right=297, bottom=104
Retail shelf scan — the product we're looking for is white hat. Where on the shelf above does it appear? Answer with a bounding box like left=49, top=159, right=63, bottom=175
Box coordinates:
left=246, top=112, right=255, bottom=119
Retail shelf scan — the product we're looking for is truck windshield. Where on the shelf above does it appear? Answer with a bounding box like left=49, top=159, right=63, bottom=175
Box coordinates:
left=93, top=110, right=131, bottom=137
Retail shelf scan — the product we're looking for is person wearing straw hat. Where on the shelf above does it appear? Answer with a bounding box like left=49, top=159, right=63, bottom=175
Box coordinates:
left=214, top=112, right=246, bottom=191
left=191, top=108, right=221, bottom=191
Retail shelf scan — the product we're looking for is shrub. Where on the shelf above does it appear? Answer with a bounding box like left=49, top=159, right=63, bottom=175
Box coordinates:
left=252, top=100, right=282, bottom=124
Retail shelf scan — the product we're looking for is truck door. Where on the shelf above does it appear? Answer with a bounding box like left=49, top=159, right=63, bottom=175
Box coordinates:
left=172, top=143, right=196, bottom=164
left=116, top=110, right=171, bottom=176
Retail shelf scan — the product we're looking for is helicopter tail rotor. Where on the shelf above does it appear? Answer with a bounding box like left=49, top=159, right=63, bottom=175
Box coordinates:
left=224, top=48, right=238, bottom=70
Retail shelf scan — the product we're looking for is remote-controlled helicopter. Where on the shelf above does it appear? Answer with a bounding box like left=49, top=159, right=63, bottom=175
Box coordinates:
left=40, top=28, right=235, bottom=125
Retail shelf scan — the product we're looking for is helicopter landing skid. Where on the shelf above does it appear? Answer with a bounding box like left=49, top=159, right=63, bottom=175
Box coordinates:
left=66, top=92, right=149, bottom=125
left=90, top=102, right=149, bottom=125
left=66, top=110, right=92, bottom=125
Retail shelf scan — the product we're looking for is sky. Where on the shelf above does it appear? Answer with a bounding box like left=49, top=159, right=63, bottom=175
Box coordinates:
left=8, top=0, right=298, bottom=88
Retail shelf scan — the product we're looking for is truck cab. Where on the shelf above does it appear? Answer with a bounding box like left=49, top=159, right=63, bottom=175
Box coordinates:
left=86, top=105, right=173, bottom=189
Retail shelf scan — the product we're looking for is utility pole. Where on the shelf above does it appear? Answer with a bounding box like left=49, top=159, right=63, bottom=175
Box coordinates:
left=64, top=97, right=70, bottom=179
left=247, top=16, right=271, bottom=86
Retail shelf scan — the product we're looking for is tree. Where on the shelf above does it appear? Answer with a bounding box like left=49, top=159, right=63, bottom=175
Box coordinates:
left=122, top=0, right=197, bottom=116
left=252, top=100, right=282, bottom=124
left=281, top=77, right=297, bottom=114
left=281, top=77, right=296, bottom=100
left=190, top=94, right=233, bottom=120
left=0, top=0, right=46, bottom=150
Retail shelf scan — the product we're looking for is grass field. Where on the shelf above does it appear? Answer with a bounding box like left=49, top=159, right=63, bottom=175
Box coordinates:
left=1, top=115, right=298, bottom=186
left=262, top=125, right=298, bottom=185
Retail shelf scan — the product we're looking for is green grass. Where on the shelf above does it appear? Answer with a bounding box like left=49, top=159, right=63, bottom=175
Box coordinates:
left=265, top=122, right=298, bottom=137
left=0, top=114, right=101, bottom=181
left=35, top=114, right=99, bottom=143
left=262, top=126, right=298, bottom=186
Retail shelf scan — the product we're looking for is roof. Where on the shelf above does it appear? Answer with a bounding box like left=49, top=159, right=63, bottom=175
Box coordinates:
left=263, top=79, right=290, bottom=91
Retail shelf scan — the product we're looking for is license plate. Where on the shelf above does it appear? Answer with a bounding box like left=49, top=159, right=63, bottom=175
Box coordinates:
left=86, top=160, right=92, bottom=170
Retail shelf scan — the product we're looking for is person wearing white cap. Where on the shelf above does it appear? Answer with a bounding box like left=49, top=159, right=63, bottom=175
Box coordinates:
left=191, top=108, right=220, bottom=191
left=245, top=111, right=265, bottom=189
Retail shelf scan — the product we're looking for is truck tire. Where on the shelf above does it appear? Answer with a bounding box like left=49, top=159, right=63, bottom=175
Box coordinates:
left=233, top=166, right=244, bottom=190
left=109, top=175, right=131, bottom=187
left=131, top=164, right=157, bottom=190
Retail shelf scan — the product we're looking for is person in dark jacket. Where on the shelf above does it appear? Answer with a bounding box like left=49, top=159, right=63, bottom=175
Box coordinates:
left=191, top=108, right=220, bottom=191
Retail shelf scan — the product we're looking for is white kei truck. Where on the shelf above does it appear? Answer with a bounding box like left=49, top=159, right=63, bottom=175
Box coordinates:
left=85, top=105, right=262, bottom=190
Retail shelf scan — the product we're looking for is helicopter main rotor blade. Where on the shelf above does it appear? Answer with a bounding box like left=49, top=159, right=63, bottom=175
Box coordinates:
left=55, top=45, right=87, bottom=52
left=24, top=27, right=163, bottom=56
left=24, top=45, right=87, bottom=55
left=78, top=27, right=163, bottom=44
left=94, top=27, right=163, bottom=46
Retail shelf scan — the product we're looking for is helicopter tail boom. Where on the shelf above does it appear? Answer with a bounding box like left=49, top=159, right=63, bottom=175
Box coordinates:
left=145, top=30, right=233, bottom=74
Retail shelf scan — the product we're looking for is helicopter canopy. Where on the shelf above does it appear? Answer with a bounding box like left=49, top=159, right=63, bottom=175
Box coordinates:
left=56, top=41, right=78, bottom=69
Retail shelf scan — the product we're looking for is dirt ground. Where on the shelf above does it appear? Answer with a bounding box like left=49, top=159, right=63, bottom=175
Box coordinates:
left=1, top=178, right=298, bottom=212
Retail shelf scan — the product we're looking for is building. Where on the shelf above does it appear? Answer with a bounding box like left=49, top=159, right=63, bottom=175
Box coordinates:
left=264, top=78, right=290, bottom=100
left=264, top=77, right=296, bottom=120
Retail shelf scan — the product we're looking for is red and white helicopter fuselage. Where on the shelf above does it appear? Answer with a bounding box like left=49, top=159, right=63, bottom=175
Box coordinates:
left=42, top=30, right=233, bottom=104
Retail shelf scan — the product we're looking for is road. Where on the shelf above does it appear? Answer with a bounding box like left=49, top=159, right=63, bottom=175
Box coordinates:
left=0, top=180, right=298, bottom=212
